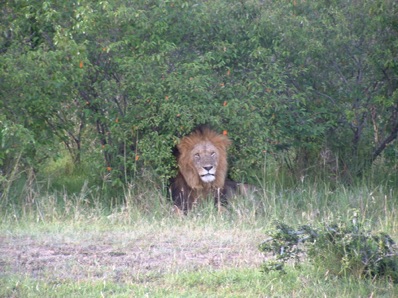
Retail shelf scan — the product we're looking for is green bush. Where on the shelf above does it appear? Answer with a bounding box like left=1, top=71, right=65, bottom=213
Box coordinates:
left=259, top=212, right=398, bottom=282
left=1, top=0, right=397, bottom=190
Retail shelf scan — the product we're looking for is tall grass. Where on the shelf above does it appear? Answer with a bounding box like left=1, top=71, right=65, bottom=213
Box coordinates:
left=1, top=167, right=397, bottom=235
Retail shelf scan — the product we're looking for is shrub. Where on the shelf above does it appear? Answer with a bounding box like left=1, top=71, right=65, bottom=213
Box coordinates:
left=259, top=212, right=398, bottom=282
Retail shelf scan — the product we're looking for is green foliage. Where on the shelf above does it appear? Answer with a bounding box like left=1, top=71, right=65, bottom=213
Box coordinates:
left=0, top=120, right=35, bottom=172
left=1, top=0, right=398, bottom=191
left=0, top=120, right=38, bottom=202
left=260, top=212, right=398, bottom=282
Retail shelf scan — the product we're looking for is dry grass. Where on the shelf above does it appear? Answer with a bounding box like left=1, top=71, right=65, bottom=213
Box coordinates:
left=0, top=222, right=265, bottom=284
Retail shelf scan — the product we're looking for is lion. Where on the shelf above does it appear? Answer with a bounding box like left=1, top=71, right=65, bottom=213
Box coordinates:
left=170, top=126, right=232, bottom=212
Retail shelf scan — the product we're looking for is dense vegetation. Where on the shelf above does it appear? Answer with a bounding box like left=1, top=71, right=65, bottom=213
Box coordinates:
left=1, top=2, right=398, bottom=295
left=1, top=0, right=398, bottom=196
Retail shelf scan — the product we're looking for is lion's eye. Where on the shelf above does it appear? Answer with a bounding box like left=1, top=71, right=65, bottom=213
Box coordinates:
left=211, top=152, right=216, bottom=157
left=194, top=153, right=200, bottom=159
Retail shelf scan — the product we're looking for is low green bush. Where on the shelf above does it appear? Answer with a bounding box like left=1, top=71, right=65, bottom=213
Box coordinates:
left=260, top=211, right=398, bottom=282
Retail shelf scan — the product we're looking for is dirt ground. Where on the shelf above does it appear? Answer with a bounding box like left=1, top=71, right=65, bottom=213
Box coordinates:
left=0, top=228, right=266, bottom=283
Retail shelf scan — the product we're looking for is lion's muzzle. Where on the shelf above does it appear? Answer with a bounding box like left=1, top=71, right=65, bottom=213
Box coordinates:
left=200, top=166, right=216, bottom=183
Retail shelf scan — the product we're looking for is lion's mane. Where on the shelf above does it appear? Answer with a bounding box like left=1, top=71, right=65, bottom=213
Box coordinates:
left=170, top=127, right=231, bottom=212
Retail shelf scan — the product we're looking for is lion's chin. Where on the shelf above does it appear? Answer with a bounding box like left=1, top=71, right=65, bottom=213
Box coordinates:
left=200, top=174, right=216, bottom=183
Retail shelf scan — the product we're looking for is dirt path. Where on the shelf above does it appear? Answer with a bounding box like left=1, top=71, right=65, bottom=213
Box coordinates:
left=0, top=227, right=265, bottom=283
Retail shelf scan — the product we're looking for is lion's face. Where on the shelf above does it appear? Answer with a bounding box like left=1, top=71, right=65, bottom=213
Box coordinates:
left=191, top=142, right=220, bottom=183
left=176, top=127, right=231, bottom=190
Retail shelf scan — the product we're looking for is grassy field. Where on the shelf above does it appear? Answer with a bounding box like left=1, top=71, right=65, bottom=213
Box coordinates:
left=1, top=180, right=398, bottom=297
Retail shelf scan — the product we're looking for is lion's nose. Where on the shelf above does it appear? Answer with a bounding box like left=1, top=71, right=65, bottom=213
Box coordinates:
left=203, top=166, right=213, bottom=171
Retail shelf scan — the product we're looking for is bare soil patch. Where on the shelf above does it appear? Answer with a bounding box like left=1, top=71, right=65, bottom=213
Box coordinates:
left=0, top=226, right=265, bottom=283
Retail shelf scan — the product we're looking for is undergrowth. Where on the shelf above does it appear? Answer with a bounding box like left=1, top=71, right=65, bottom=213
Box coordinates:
left=260, top=211, right=398, bottom=282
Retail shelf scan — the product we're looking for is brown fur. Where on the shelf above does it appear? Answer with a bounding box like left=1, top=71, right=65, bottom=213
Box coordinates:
left=170, top=127, right=231, bottom=212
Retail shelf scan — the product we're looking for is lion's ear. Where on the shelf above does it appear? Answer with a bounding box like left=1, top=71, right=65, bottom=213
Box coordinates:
left=224, top=137, right=232, bottom=149
left=176, top=142, right=190, bottom=157
left=213, top=135, right=232, bottom=151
